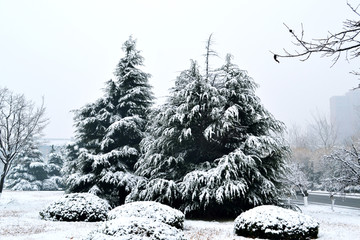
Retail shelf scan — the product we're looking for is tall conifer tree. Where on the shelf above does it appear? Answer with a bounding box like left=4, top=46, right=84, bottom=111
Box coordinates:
left=64, top=37, right=153, bottom=205
left=128, top=37, right=289, bottom=218
left=43, top=145, right=65, bottom=190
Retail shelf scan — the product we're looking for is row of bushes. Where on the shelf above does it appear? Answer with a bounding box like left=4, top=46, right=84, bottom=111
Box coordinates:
left=39, top=193, right=319, bottom=240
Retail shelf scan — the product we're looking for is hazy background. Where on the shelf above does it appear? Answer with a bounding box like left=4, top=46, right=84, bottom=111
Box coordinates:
left=0, top=0, right=358, bottom=139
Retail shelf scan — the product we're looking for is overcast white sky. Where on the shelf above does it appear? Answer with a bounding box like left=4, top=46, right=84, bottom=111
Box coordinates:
left=0, top=0, right=358, bottom=139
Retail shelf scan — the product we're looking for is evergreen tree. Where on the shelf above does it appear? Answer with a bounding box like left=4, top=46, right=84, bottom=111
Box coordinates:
left=5, top=139, right=48, bottom=191
left=47, top=145, right=64, bottom=176
left=43, top=145, right=65, bottom=190
left=128, top=38, right=289, bottom=218
left=64, top=37, right=153, bottom=205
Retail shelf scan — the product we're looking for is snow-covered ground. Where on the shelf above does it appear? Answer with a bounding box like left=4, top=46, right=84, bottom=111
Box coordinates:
left=0, top=191, right=100, bottom=240
left=0, top=190, right=359, bottom=240
left=300, top=203, right=360, bottom=240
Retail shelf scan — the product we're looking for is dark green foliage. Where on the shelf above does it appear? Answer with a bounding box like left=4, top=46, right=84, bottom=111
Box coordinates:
left=64, top=37, right=153, bottom=206
left=235, top=222, right=319, bottom=240
left=129, top=39, right=289, bottom=218
left=43, top=145, right=65, bottom=190
left=47, top=146, right=64, bottom=175
left=5, top=140, right=48, bottom=191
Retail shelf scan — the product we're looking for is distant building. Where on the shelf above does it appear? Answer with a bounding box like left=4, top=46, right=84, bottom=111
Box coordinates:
left=330, top=88, right=360, bottom=142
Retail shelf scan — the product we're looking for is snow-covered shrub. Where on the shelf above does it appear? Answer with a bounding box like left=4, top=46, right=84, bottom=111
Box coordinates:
left=108, top=201, right=185, bottom=229
left=83, top=216, right=187, bottom=240
left=234, top=205, right=319, bottom=240
left=39, top=193, right=111, bottom=222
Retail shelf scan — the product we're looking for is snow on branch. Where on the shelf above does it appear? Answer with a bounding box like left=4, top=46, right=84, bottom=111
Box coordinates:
left=322, top=142, right=360, bottom=191
left=273, top=2, right=360, bottom=74
left=126, top=178, right=180, bottom=206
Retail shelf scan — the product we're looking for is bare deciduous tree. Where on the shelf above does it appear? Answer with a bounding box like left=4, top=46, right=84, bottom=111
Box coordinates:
left=286, top=162, right=309, bottom=196
left=309, top=111, right=338, bottom=151
left=286, top=114, right=337, bottom=192
left=323, top=142, right=360, bottom=192
left=273, top=2, right=360, bottom=76
left=0, top=88, right=47, bottom=197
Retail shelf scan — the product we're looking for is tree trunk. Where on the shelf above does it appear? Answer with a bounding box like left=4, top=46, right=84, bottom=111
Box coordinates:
left=0, top=177, right=4, bottom=199
left=0, top=174, right=5, bottom=199
left=0, top=162, right=9, bottom=199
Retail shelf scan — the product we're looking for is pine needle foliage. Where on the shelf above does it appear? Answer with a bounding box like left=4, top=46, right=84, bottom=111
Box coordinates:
left=129, top=38, right=289, bottom=218
left=64, top=37, right=153, bottom=206
left=5, top=139, right=48, bottom=191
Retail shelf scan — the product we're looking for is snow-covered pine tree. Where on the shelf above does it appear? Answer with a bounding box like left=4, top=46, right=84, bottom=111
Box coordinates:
left=64, top=36, right=153, bottom=206
left=5, top=139, right=48, bottom=191
left=128, top=37, right=289, bottom=218
left=134, top=60, right=221, bottom=179
left=43, top=145, right=65, bottom=190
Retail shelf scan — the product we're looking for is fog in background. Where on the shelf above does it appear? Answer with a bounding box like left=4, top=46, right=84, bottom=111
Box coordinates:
left=0, top=0, right=358, bottom=139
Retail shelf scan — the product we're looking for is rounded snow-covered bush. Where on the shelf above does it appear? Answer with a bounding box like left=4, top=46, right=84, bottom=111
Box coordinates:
left=108, top=201, right=185, bottom=229
left=84, top=216, right=187, bottom=240
left=39, top=193, right=111, bottom=222
left=234, top=205, right=319, bottom=240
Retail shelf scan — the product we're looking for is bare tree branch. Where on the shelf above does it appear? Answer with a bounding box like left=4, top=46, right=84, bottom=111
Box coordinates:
left=0, top=88, right=47, bottom=196
left=272, top=2, right=360, bottom=76
left=323, top=141, right=360, bottom=192
left=204, top=33, right=218, bottom=81
left=309, top=111, right=338, bottom=151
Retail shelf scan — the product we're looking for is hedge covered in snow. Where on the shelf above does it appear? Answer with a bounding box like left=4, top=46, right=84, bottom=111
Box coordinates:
left=83, top=216, right=187, bottom=240
left=39, top=193, right=111, bottom=222
left=234, top=205, right=319, bottom=240
left=108, top=201, right=185, bottom=229
left=83, top=201, right=187, bottom=240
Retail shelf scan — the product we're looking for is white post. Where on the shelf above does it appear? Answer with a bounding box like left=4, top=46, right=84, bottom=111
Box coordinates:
left=303, top=196, right=308, bottom=207
left=331, top=198, right=335, bottom=211
left=330, top=193, right=335, bottom=211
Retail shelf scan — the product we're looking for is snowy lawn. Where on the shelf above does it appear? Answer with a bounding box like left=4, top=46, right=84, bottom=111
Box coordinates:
left=0, top=190, right=359, bottom=240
